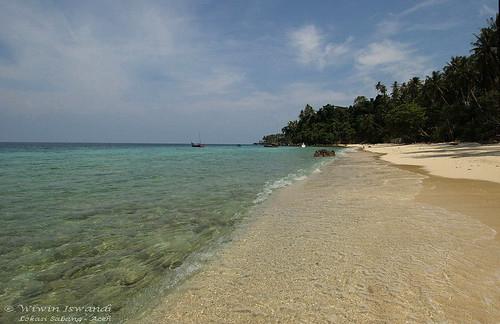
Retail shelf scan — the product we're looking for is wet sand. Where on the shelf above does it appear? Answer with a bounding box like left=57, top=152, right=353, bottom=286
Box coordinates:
left=141, top=150, right=500, bottom=323
left=397, top=164, right=500, bottom=241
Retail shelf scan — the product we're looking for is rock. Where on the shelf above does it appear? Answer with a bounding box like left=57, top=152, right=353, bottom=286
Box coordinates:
left=313, top=149, right=336, bottom=157
left=119, top=268, right=146, bottom=286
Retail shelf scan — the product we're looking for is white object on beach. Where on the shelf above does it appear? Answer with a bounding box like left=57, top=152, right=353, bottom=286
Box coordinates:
left=301, top=143, right=306, bottom=148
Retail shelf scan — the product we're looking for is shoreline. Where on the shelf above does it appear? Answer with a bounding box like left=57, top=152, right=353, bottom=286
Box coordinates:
left=356, top=143, right=500, bottom=241
left=140, top=150, right=500, bottom=323
left=129, top=150, right=338, bottom=322
left=397, top=164, right=500, bottom=241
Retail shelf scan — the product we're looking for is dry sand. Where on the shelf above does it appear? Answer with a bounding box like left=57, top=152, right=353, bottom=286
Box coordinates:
left=139, top=150, right=500, bottom=323
left=358, top=142, right=500, bottom=184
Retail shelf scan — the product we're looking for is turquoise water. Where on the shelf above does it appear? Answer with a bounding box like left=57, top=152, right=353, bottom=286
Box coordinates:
left=0, top=143, right=337, bottom=323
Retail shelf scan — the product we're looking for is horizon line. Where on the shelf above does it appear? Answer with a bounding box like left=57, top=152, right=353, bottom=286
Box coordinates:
left=0, top=141, right=256, bottom=145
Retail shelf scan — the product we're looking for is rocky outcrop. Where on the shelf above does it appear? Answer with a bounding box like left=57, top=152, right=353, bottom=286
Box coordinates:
left=313, top=149, right=336, bottom=157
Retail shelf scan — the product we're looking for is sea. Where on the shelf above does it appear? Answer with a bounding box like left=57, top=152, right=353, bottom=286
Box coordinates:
left=0, top=143, right=339, bottom=323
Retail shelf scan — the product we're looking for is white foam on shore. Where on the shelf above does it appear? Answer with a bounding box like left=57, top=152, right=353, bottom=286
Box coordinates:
left=253, top=155, right=336, bottom=204
left=253, top=176, right=295, bottom=204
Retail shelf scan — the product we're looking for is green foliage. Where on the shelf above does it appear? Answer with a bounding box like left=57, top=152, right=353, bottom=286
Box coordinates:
left=261, top=133, right=286, bottom=145
left=263, top=15, right=499, bottom=144
left=385, top=103, right=426, bottom=143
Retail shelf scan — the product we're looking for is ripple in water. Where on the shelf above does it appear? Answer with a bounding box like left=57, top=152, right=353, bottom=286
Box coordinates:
left=0, top=143, right=338, bottom=322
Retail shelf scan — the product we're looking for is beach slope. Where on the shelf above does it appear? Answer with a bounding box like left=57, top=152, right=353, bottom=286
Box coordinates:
left=360, top=143, right=500, bottom=240
left=142, top=150, right=500, bottom=323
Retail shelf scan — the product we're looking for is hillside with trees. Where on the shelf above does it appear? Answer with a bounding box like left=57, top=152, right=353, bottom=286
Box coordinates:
left=264, top=16, right=499, bottom=145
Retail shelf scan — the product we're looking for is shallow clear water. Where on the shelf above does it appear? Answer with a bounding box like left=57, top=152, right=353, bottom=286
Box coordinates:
left=0, top=143, right=337, bottom=322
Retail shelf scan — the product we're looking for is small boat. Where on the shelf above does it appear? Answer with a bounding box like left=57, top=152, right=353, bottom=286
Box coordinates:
left=191, top=133, right=205, bottom=148
left=301, top=143, right=306, bottom=148
left=264, top=143, right=279, bottom=148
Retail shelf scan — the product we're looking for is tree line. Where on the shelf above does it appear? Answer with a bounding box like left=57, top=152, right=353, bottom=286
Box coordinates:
left=263, top=16, right=499, bottom=145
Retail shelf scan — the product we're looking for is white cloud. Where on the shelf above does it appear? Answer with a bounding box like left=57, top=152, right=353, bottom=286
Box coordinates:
left=375, top=19, right=402, bottom=37
left=375, top=0, right=452, bottom=37
left=0, top=1, right=358, bottom=142
left=177, top=68, right=246, bottom=97
left=288, top=24, right=351, bottom=69
left=365, top=0, right=452, bottom=82
left=0, top=0, right=462, bottom=142
left=357, top=40, right=408, bottom=66
left=0, top=1, right=245, bottom=119
left=479, top=4, right=496, bottom=17
left=399, top=0, right=448, bottom=17
left=186, top=82, right=353, bottom=113
left=355, top=40, right=432, bottom=82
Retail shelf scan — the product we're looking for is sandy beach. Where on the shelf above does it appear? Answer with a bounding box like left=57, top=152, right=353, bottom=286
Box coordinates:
left=359, top=143, right=500, bottom=184
left=140, top=149, right=500, bottom=323
left=360, top=143, right=500, bottom=240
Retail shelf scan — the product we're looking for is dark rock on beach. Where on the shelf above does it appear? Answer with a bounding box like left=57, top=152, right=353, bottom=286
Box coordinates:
left=314, top=149, right=336, bottom=157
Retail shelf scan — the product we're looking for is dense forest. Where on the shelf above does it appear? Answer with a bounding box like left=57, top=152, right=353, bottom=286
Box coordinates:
left=263, top=16, right=499, bottom=145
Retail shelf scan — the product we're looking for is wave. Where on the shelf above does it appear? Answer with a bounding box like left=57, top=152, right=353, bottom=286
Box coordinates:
left=133, top=148, right=342, bottom=322
left=252, top=157, right=334, bottom=204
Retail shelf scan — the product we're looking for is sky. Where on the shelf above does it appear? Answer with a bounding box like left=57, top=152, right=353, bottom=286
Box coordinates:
left=0, top=0, right=497, bottom=143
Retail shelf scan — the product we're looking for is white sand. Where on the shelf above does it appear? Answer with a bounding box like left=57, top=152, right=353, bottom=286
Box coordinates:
left=356, top=143, right=500, bottom=184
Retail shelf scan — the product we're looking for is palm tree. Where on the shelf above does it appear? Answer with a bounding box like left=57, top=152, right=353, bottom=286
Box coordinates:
left=471, top=17, right=499, bottom=90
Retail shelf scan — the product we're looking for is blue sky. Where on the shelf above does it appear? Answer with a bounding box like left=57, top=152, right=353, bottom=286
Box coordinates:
left=0, top=0, right=497, bottom=143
